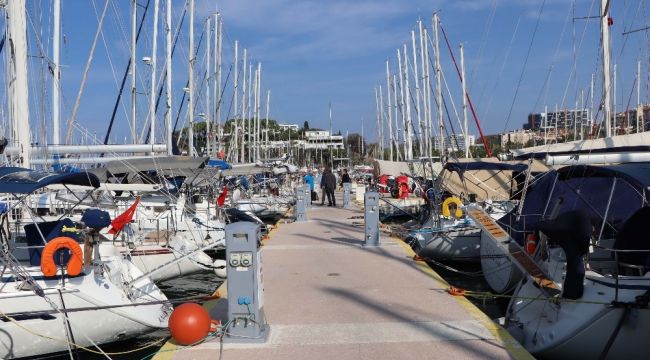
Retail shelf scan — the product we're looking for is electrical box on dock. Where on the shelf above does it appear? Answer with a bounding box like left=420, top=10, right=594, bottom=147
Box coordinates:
left=343, top=183, right=352, bottom=208
left=224, top=222, right=269, bottom=343
left=295, top=186, right=308, bottom=222
left=364, top=192, right=380, bottom=246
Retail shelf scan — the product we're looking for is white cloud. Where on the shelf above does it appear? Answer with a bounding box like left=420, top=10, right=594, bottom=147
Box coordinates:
left=196, top=0, right=440, bottom=62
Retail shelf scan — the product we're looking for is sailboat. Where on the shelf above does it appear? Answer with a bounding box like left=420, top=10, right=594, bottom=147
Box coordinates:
left=0, top=167, right=170, bottom=359
left=498, top=164, right=650, bottom=359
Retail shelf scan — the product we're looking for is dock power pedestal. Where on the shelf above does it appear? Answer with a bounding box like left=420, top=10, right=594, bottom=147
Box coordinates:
left=224, top=222, right=270, bottom=343
left=364, top=192, right=380, bottom=246
left=303, top=184, right=312, bottom=208
left=295, top=186, right=308, bottom=222
left=343, top=183, right=352, bottom=208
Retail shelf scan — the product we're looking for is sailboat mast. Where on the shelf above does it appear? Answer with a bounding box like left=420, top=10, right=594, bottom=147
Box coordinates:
left=422, top=26, right=433, bottom=156
left=418, top=21, right=428, bottom=156
left=52, top=0, right=61, bottom=146
left=638, top=60, right=642, bottom=133
left=385, top=61, right=394, bottom=161
left=613, top=63, right=617, bottom=133
left=216, top=13, right=223, bottom=149
left=379, top=85, right=385, bottom=160
left=165, top=0, right=173, bottom=155
left=460, top=43, right=469, bottom=158
left=239, top=48, right=248, bottom=162
left=131, top=0, right=137, bottom=143
left=205, top=16, right=211, bottom=156
left=433, top=13, right=444, bottom=158
left=256, top=62, right=262, bottom=161
left=233, top=41, right=239, bottom=162
left=265, top=89, right=270, bottom=159
left=374, top=87, right=380, bottom=158
left=403, top=44, right=413, bottom=160
left=393, top=74, right=402, bottom=161
left=240, top=49, right=247, bottom=163
left=411, top=29, right=422, bottom=157
left=7, top=0, right=31, bottom=168
left=601, top=0, right=612, bottom=137
left=188, top=0, right=195, bottom=155
left=247, top=62, right=253, bottom=162
left=149, top=0, right=159, bottom=145
left=397, top=49, right=408, bottom=160
left=591, top=73, right=595, bottom=131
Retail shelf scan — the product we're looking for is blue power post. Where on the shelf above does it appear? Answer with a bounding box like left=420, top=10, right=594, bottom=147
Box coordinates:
left=295, top=186, right=307, bottom=222
left=224, top=222, right=270, bottom=343
left=364, top=192, right=380, bottom=246
left=343, top=183, right=351, bottom=208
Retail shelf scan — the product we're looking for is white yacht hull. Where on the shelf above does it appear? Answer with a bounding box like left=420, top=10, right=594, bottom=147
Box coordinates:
left=507, top=269, right=650, bottom=359
left=411, top=226, right=482, bottom=261
left=479, top=229, right=522, bottom=294
left=0, top=263, right=169, bottom=359
left=108, top=235, right=215, bottom=283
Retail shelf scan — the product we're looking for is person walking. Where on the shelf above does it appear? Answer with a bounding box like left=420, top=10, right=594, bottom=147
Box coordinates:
left=341, top=168, right=351, bottom=185
left=303, top=171, right=315, bottom=204
left=322, top=167, right=337, bottom=207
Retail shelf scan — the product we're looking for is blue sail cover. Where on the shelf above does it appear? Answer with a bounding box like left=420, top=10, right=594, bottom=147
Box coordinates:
left=0, top=167, right=100, bottom=194
left=207, top=159, right=232, bottom=169
left=498, top=163, right=650, bottom=245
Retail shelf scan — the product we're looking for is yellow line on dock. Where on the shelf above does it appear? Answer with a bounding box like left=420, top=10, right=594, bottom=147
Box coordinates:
left=392, top=236, right=534, bottom=360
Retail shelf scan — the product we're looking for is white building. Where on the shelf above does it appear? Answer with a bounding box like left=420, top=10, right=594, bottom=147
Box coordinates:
left=278, top=123, right=299, bottom=131
left=433, top=134, right=475, bottom=152
left=500, top=130, right=536, bottom=147
left=304, top=130, right=344, bottom=150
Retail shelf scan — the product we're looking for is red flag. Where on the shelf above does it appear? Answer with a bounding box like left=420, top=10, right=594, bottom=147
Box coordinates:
left=108, top=197, right=141, bottom=235
left=217, top=186, right=228, bottom=207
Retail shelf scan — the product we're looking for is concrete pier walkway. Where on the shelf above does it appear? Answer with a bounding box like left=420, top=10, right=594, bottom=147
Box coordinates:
left=156, top=199, right=531, bottom=360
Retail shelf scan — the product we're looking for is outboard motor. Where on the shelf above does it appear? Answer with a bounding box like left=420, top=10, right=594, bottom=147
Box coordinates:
left=536, top=210, right=592, bottom=300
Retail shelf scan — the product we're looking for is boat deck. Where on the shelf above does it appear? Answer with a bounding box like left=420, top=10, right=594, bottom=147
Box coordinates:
left=154, top=196, right=531, bottom=360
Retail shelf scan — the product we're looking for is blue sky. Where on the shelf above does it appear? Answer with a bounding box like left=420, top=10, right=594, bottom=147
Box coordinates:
left=10, top=0, right=650, bottom=144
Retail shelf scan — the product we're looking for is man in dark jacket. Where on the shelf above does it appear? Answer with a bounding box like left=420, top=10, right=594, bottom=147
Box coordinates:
left=321, top=167, right=337, bottom=206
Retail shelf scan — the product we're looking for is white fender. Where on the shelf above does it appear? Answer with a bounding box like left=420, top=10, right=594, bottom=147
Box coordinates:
left=213, top=259, right=227, bottom=279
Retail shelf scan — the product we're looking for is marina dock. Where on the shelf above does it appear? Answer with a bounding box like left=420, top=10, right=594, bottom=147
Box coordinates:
left=155, top=197, right=532, bottom=360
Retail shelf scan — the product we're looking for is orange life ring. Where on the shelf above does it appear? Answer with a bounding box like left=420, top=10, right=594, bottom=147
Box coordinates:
left=41, top=237, right=84, bottom=277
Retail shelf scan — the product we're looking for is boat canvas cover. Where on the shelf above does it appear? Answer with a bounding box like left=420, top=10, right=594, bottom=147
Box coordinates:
left=497, top=163, right=650, bottom=245
left=438, top=158, right=548, bottom=202
left=373, top=160, right=412, bottom=177
left=0, top=167, right=100, bottom=194
left=510, top=131, right=650, bottom=159
left=87, top=156, right=209, bottom=181
left=221, top=163, right=268, bottom=176
left=444, top=162, right=528, bottom=180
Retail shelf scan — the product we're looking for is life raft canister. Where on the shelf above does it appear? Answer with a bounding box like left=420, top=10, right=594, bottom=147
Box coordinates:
left=41, top=237, right=84, bottom=277
left=441, top=196, right=463, bottom=218
left=525, top=233, right=538, bottom=255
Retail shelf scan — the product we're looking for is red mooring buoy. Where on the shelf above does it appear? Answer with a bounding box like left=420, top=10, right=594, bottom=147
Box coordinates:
left=168, top=303, right=212, bottom=345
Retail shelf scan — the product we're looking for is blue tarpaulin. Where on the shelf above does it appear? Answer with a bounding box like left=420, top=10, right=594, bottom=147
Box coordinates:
left=207, top=159, right=232, bottom=169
